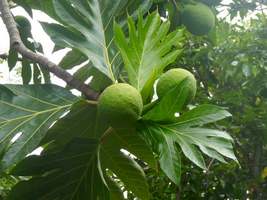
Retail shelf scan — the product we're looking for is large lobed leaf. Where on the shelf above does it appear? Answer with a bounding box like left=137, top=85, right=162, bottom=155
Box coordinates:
left=8, top=100, right=156, bottom=199
left=9, top=139, right=109, bottom=200
left=114, top=12, right=184, bottom=102
left=139, top=104, right=237, bottom=185
left=40, top=100, right=98, bottom=151
left=100, top=129, right=151, bottom=200
left=0, top=84, right=77, bottom=170
left=14, top=0, right=58, bottom=19
left=41, top=0, right=152, bottom=82
left=139, top=123, right=182, bottom=185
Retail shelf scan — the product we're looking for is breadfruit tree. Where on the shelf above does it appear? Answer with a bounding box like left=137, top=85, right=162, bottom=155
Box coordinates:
left=0, top=0, right=244, bottom=199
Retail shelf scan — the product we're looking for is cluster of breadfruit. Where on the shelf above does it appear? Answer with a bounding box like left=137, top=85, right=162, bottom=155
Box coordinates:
left=97, top=68, right=196, bottom=130
left=180, top=1, right=216, bottom=36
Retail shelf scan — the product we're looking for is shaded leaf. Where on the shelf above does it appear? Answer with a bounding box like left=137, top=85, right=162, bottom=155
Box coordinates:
left=143, top=78, right=192, bottom=122
left=139, top=123, right=181, bottom=185
left=7, top=50, right=18, bottom=71
left=21, top=59, right=32, bottom=84
left=105, top=175, right=125, bottom=200
left=0, top=84, right=77, bottom=170
left=100, top=129, right=150, bottom=200
left=110, top=129, right=157, bottom=170
left=70, top=63, right=112, bottom=92
left=41, top=100, right=98, bottom=151
left=14, top=0, right=59, bottom=21
left=10, top=139, right=109, bottom=200
left=33, top=64, right=42, bottom=84
left=58, top=49, right=87, bottom=70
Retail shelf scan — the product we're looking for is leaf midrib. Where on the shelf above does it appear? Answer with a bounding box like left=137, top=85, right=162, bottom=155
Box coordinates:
left=0, top=104, right=72, bottom=126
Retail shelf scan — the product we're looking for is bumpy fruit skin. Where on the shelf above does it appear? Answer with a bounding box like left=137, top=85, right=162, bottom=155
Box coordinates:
left=98, top=83, right=143, bottom=129
left=181, top=2, right=215, bottom=36
left=156, top=68, right=197, bottom=102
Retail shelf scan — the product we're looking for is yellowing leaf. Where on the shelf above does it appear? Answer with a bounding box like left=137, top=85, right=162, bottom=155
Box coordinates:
left=261, top=167, right=267, bottom=179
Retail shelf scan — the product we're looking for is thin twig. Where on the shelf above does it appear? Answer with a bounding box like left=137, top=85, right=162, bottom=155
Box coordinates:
left=0, top=0, right=99, bottom=100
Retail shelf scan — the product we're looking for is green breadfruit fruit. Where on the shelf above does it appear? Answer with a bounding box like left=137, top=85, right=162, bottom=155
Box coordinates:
left=15, top=16, right=32, bottom=37
left=98, top=83, right=143, bottom=130
left=156, top=68, right=197, bottom=103
left=181, top=2, right=215, bottom=36
left=15, top=16, right=31, bottom=31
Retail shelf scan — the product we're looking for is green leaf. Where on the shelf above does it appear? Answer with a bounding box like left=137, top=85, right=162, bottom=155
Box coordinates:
left=70, top=63, right=112, bottom=92
left=7, top=50, right=18, bottom=71
left=174, top=133, right=206, bottom=169
left=71, top=64, right=93, bottom=83
left=174, top=104, right=232, bottom=127
left=110, top=129, right=157, bottom=170
left=21, top=59, right=32, bottom=84
left=143, top=122, right=236, bottom=170
left=9, top=139, right=109, bottom=200
left=139, top=123, right=181, bottom=185
left=42, top=0, right=151, bottom=82
left=139, top=105, right=236, bottom=184
left=105, top=175, right=125, bottom=200
left=41, top=100, right=98, bottom=151
left=0, top=84, right=77, bottom=170
left=58, top=49, right=87, bottom=70
left=33, top=64, right=42, bottom=84
left=39, top=66, right=51, bottom=84
left=100, top=129, right=150, bottom=200
left=14, top=0, right=59, bottom=21
left=143, top=78, right=192, bottom=122
left=114, top=12, right=184, bottom=102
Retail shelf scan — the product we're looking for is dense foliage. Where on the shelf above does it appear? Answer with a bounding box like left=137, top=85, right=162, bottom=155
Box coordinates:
left=0, top=0, right=266, bottom=199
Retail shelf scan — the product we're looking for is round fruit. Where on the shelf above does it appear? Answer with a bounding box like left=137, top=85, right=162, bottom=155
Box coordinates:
left=156, top=68, right=197, bottom=103
left=15, top=16, right=31, bottom=32
left=15, top=16, right=32, bottom=37
left=181, top=2, right=215, bottom=36
left=98, top=83, right=143, bottom=129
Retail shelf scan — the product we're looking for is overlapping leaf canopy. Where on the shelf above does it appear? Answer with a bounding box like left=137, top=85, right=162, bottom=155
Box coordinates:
left=114, top=12, right=184, bottom=102
left=41, top=0, right=152, bottom=82
left=0, top=85, right=77, bottom=170
left=0, top=0, right=240, bottom=199
left=7, top=100, right=155, bottom=200
left=139, top=104, right=236, bottom=185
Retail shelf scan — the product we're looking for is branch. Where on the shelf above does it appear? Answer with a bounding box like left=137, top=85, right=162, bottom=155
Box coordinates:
left=0, top=0, right=99, bottom=100
left=0, top=53, right=8, bottom=59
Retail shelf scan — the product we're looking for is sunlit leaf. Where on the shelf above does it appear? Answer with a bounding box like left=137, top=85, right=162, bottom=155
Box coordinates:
left=42, top=0, right=152, bottom=82
left=114, top=12, right=184, bottom=102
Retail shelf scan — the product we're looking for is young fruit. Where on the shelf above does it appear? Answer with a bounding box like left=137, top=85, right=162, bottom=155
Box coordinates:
left=181, top=2, right=215, bottom=36
left=156, top=68, right=197, bottom=103
left=97, top=83, right=143, bottom=130
left=15, top=16, right=31, bottom=34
